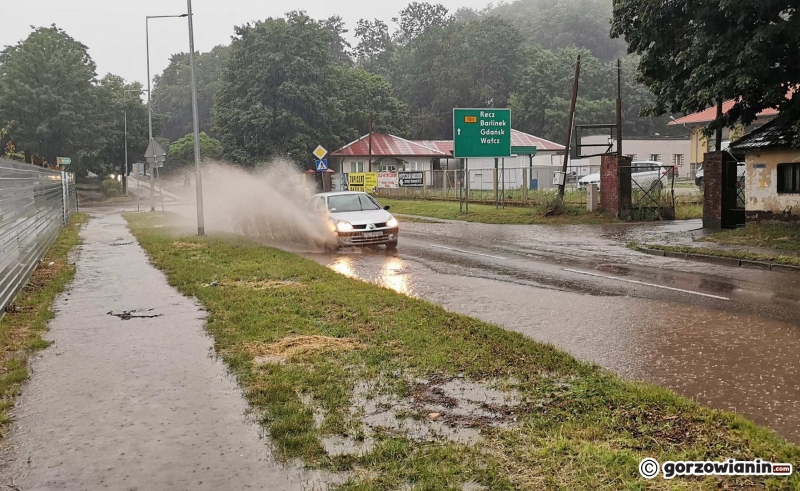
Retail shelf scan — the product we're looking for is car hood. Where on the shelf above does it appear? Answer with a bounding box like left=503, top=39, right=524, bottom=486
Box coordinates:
left=579, top=172, right=600, bottom=183
left=329, top=209, right=394, bottom=226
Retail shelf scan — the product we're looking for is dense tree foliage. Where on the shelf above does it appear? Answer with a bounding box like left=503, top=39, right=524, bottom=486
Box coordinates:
left=457, top=0, right=626, bottom=61
left=0, top=26, right=97, bottom=166
left=612, top=0, right=800, bottom=138
left=215, top=11, right=407, bottom=166
left=167, top=132, right=223, bottom=168
left=0, top=26, right=150, bottom=177
left=152, top=45, right=230, bottom=141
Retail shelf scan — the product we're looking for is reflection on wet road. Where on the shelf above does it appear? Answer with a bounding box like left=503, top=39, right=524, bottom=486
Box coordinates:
left=304, top=220, right=800, bottom=444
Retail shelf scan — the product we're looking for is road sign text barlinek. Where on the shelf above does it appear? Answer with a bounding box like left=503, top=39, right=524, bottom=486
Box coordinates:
left=453, top=109, right=511, bottom=158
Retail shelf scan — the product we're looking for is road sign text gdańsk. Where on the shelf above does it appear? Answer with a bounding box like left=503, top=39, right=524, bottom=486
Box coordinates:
left=453, top=108, right=511, bottom=158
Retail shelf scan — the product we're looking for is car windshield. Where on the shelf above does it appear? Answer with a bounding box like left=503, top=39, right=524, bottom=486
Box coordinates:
left=328, top=194, right=381, bottom=212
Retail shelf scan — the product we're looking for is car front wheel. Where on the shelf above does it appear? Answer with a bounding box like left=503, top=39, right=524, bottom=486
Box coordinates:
left=386, top=240, right=398, bottom=251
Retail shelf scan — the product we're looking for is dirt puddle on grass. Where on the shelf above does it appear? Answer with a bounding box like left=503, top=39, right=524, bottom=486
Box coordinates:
left=318, top=375, right=522, bottom=458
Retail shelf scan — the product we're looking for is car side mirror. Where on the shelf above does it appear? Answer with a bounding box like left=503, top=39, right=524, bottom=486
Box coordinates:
left=383, top=206, right=391, bottom=211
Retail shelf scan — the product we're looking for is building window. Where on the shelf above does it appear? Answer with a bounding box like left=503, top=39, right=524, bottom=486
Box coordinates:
left=405, top=162, right=423, bottom=171
left=350, top=161, right=364, bottom=173
left=649, top=154, right=661, bottom=162
left=380, top=164, right=396, bottom=172
left=777, top=163, right=800, bottom=194
left=672, top=154, right=685, bottom=166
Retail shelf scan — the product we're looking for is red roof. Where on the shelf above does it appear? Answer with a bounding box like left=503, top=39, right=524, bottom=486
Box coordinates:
left=333, top=129, right=565, bottom=159
left=510, top=129, right=565, bottom=151
left=669, top=99, right=785, bottom=126
left=412, top=140, right=454, bottom=153
left=331, top=133, right=449, bottom=157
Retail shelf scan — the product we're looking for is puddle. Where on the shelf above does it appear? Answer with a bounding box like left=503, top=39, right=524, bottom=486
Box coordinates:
left=316, top=376, right=522, bottom=456
left=106, top=309, right=162, bottom=320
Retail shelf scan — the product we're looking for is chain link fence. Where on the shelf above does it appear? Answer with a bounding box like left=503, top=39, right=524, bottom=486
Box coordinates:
left=0, top=159, right=78, bottom=316
left=374, top=166, right=593, bottom=206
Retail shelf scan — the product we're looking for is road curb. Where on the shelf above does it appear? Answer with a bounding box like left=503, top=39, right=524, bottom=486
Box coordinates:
left=639, top=248, right=800, bottom=273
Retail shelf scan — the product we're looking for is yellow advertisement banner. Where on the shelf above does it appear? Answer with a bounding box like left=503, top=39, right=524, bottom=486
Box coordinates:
left=347, top=172, right=378, bottom=193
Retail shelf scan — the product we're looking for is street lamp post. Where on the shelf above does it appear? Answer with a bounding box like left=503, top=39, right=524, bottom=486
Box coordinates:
left=186, top=0, right=205, bottom=236
left=145, top=13, right=188, bottom=211
left=123, top=88, right=144, bottom=197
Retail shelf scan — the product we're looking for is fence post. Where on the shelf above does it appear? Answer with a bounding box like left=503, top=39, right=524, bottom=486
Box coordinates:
left=493, top=168, right=498, bottom=205
left=522, top=168, right=528, bottom=203
left=443, top=170, right=448, bottom=199
left=61, top=171, right=69, bottom=225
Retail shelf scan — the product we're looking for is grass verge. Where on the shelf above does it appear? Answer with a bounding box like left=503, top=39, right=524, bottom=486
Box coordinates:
left=0, top=213, right=88, bottom=435
left=379, top=198, right=618, bottom=225
left=627, top=242, right=800, bottom=267
left=126, top=212, right=800, bottom=490
left=701, top=222, right=800, bottom=253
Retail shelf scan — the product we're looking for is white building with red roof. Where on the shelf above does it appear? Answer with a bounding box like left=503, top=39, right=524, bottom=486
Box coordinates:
left=330, top=129, right=566, bottom=192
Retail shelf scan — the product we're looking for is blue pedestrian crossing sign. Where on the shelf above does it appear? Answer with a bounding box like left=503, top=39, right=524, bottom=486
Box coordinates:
left=315, top=159, right=329, bottom=172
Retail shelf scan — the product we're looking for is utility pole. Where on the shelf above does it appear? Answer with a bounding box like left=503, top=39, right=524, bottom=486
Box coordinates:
left=368, top=110, right=374, bottom=170
left=559, top=55, right=581, bottom=198
left=715, top=101, right=723, bottom=152
left=187, top=0, right=205, bottom=235
left=616, top=59, right=623, bottom=158
left=123, top=95, right=128, bottom=196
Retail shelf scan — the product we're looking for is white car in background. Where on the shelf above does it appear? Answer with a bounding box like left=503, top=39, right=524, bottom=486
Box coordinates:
left=308, top=191, right=399, bottom=250
left=695, top=163, right=746, bottom=191
left=577, top=161, right=672, bottom=192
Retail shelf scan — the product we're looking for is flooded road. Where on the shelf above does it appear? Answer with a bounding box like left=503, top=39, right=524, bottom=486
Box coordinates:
left=296, top=220, right=800, bottom=444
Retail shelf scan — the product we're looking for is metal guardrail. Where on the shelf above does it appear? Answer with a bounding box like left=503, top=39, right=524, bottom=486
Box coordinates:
left=0, top=159, right=77, bottom=316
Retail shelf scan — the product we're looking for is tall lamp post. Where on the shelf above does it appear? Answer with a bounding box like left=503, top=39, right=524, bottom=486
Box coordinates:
left=123, top=88, right=144, bottom=197
left=146, top=13, right=188, bottom=211
left=186, top=0, right=205, bottom=236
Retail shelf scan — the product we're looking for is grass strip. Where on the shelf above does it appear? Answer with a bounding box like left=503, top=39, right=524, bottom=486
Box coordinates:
left=701, top=222, right=800, bottom=253
left=379, top=198, right=618, bottom=225
left=629, top=242, right=800, bottom=267
left=0, top=213, right=88, bottom=435
left=127, top=212, right=799, bottom=490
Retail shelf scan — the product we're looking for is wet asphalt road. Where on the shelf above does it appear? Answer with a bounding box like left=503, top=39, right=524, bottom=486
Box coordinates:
left=294, top=219, right=800, bottom=444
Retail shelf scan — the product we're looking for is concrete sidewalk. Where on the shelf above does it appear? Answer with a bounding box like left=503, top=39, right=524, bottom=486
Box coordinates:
left=0, top=212, right=331, bottom=490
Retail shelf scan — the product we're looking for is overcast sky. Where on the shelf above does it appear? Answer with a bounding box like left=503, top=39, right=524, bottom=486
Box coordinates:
left=6, top=0, right=491, bottom=88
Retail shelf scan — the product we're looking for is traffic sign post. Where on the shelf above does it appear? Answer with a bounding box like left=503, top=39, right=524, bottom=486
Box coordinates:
left=315, top=159, right=328, bottom=172
left=453, top=109, right=511, bottom=158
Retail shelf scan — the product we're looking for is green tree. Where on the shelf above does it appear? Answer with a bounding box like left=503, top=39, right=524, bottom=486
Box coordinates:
left=167, top=132, right=222, bottom=167
left=394, top=2, right=452, bottom=42
left=333, top=66, right=409, bottom=139
left=215, top=11, right=347, bottom=164
left=0, top=25, right=98, bottom=165
left=457, top=0, right=626, bottom=61
left=151, top=45, right=230, bottom=141
left=390, top=17, right=524, bottom=138
left=354, top=19, right=395, bottom=75
left=611, top=0, right=800, bottom=136
left=78, top=74, right=150, bottom=179
left=322, top=16, right=352, bottom=65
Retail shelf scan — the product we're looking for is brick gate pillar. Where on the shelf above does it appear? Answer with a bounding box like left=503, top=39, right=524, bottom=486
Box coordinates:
left=600, top=155, right=632, bottom=218
left=702, top=152, right=723, bottom=229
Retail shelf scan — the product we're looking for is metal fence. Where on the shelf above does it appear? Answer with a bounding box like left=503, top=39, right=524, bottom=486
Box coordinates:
left=373, top=166, right=595, bottom=206
left=0, top=159, right=78, bottom=316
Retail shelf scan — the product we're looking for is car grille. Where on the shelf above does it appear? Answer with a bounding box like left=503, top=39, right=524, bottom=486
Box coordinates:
left=338, top=227, right=398, bottom=245
left=352, top=222, right=388, bottom=230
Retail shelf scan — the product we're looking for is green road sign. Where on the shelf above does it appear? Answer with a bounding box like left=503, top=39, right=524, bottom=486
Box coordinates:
left=56, top=157, right=71, bottom=166
left=453, top=108, right=511, bottom=158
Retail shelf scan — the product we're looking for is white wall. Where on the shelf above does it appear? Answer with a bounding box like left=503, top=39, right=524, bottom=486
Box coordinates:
left=580, top=135, right=692, bottom=178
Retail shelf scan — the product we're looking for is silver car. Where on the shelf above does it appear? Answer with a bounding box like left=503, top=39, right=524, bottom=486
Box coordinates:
left=309, top=192, right=399, bottom=250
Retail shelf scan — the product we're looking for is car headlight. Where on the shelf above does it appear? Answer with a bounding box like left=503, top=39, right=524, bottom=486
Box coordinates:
left=386, top=217, right=398, bottom=228
left=336, top=220, right=354, bottom=232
